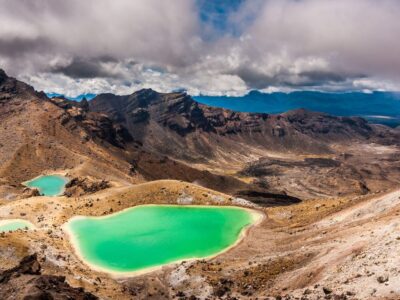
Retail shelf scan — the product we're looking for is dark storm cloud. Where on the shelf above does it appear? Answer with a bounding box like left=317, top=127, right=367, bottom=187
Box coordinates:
left=299, top=71, right=347, bottom=84
left=0, top=36, right=53, bottom=57
left=296, top=71, right=367, bottom=87
left=97, top=56, right=119, bottom=63
left=234, top=66, right=276, bottom=90
left=51, top=57, right=122, bottom=79
left=234, top=67, right=360, bottom=90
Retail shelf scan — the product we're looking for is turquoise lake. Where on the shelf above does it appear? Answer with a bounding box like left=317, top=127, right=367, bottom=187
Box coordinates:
left=65, top=205, right=258, bottom=274
left=0, top=219, right=34, bottom=232
left=25, top=175, right=69, bottom=196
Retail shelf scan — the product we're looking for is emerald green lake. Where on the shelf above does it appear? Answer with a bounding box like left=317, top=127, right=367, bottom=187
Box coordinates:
left=0, top=219, right=34, bottom=232
left=65, top=205, right=257, bottom=274
left=24, top=175, right=69, bottom=196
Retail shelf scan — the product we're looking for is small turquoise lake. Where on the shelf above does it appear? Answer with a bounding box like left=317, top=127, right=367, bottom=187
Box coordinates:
left=24, top=175, right=69, bottom=196
left=0, top=219, right=34, bottom=232
left=65, top=205, right=260, bottom=275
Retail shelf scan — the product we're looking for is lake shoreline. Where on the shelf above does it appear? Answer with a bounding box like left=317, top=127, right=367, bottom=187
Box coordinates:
left=0, top=219, right=35, bottom=232
left=63, top=204, right=265, bottom=278
left=23, top=174, right=69, bottom=197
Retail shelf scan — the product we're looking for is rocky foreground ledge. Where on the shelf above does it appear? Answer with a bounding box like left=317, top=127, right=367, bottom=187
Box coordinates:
left=0, top=254, right=97, bottom=299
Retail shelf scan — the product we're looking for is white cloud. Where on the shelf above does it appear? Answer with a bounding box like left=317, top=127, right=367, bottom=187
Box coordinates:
left=240, top=0, right=400, bottom=89
left=1, top=0, right=400, bottom=95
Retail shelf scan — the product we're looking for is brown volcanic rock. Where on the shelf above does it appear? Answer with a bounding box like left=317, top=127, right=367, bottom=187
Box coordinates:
left=0, top=69, right=135, bottom=189
left=0, top=254, right=98, bottom=300
left=89, top=89, right=397, bottom=163
left=240, top=148, right=400, bottom=199
left=129, top=150, right=300, bottom=205
left=0, top=69, right=45, bottom=102
left=0, top=70, right=270, bottom=202
left=19, top=187, right=41, bottom=199
left=50, top=97, right=133, bottom=148
left=64, top=176, right=110, bottom=197
left=1, top=68, right=398, bottom=201
left=89, top=88, right=400, bottom=199
left=281, top=109, right=373, bottom=139
left=0, top=70, right=264, bottom=202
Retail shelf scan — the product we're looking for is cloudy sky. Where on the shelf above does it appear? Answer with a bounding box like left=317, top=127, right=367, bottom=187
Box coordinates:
left=1, top=0, right=400, bottom=97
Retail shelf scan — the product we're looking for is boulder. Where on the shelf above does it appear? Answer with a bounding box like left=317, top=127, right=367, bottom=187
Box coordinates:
left=64, top=176, right=110, bottom=197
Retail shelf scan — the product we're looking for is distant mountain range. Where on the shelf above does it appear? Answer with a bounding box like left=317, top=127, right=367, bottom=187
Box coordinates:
left=46, top=92, right=97, bottom=101
left=195, top=91, right=400, bottom=127
left=47, top=90, right=400, bottom=127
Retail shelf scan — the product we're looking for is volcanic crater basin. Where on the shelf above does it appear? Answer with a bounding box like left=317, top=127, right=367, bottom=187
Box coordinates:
left=24, top=175, right=69, bottom=196
left=64, top=205, right=263, bottom=276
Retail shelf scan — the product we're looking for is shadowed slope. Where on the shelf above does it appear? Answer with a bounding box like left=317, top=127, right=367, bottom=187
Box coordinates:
left=90, top=90, right=398, bottom=163
left=0, top=69, right=137, bottom=198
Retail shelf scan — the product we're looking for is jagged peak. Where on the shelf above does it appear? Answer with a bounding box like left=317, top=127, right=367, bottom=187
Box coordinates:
left=132, top=88, right=159, bottom=97
left=136, top=88, right=156, bottom=93
left=94, top=92, right=117, bottom=98
left=0, top=68, right=7, bottom=78
left=0, top=68, right=8, bottom=84
left=0, top=68, right=46, bottom=101
left=92, top=89, right=188, bottom=103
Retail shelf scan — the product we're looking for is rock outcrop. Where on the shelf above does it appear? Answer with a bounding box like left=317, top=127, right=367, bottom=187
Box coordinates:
left=0, top=254, right=98, bottom=299
left=64, top=176, right=110, bottom=197
left=50, top=97, right=133, bottom=148
left=19, top=187, right=41, bottom=199
left=0, top=68, right=45, bottom=102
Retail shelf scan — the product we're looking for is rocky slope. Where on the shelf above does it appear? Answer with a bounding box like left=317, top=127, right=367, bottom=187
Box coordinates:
left=89, top=89, right=398, bottom=162
left=241, top=145, right=400, bottom=199
left=89, top=89, right=400, bottom=198
left=0, top=70, right=298, bottom=204
left=1, top=68, right=399, bottom=201
left=0, top=70, right=138, bottom=200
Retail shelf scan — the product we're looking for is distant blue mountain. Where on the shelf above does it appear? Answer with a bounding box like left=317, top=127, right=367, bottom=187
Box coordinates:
left=46, top=93, right=97, bottom=101
left=194, top=91, right=400, bottom=127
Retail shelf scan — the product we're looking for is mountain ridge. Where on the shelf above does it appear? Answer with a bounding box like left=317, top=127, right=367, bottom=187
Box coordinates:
left=89, top=88, right=398, bottom=160
left=1, top=67, right=399, bottom=200
left=0, top=69, right=298, bottom=203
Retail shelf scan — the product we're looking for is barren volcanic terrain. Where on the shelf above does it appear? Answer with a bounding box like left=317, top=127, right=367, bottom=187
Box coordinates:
left=1, top=69, right=400, bottom=299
